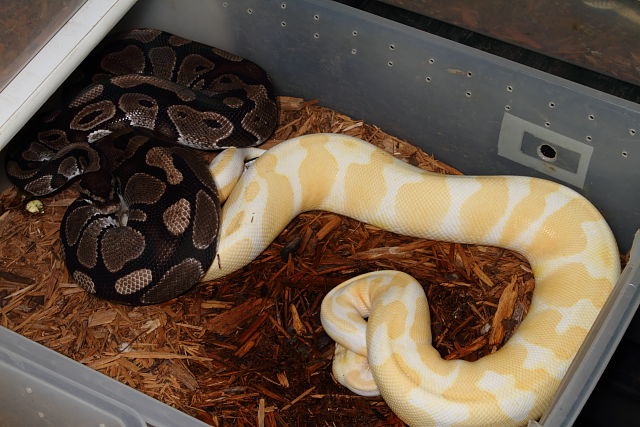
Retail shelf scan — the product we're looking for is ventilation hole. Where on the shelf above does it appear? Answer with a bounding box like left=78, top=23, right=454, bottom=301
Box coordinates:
left=247, top=8, right=253, bottom=14
left=425, top=76, right=432, bottom=83
left=588, top=114, right=595, bottom=121
left=537, top=144, right=557, bottom=162
left=545, top=121, right=551, bottom=128
left=352, top=30, right=358, bottom=36
left=465, top=91, right=472, bottom=97
left=506, top=85, right=513, bottom=92
left=428, top=58, right=436, bottom=64
left=630, top=129, right=637, bottom=136
left=466, top=71, right=473, bottom=77
left=281, top=21, right=286, bottom=27
left=389, top=44, right=395, bottom=50
left=313, top=14, right=320, bottom=20
left=586, top=135, right=593, bottom=142
left=622, top=151, right=629, bottom=158
left=505, top=105, right=512, bottom=111
left=313, top=32, right=320, bottom=39
left=548, top=101, right=556, bottom=108
left=351, top=48, right=357, bottom=55
left=281, top=2, right=287, bottom=9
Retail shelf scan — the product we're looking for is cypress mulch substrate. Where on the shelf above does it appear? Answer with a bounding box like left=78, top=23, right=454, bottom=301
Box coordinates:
left=1, top=96, right=537, bottom=426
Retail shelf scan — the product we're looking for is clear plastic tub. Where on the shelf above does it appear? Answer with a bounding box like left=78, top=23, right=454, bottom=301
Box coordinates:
left=1, top=0, right=639, bottom=425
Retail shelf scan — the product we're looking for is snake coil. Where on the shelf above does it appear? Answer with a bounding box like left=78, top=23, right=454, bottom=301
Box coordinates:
left=5, top=28, right=278, bottom=304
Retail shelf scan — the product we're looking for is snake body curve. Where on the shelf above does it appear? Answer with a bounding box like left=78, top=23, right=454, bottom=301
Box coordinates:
left=207, top=133, right=620, bottom=426
left=5, top=29, right=277, bottom=304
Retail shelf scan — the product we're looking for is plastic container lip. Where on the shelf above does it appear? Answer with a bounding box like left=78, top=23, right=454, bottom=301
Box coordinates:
left=0, top=0, right=138, bottom=153
left=0, top=326, right=209, bottom=427
left=0, top=0, right=87, bottom=92
left=0, top=356, right=146, bottom=427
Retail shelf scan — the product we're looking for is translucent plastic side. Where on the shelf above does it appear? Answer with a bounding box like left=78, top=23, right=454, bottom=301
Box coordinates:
left=379, top=0, right=640, bottom=86
left=0, top=0, right=87, bottom=91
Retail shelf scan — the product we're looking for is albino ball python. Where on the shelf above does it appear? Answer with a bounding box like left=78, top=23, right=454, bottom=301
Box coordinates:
left=206, top=133, right=620, bottom=426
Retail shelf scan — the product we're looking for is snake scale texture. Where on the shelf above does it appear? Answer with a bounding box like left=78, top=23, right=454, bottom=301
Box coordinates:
left=206, top=134, right=620, bottom=426
left=6, top=28, right=277, bottom=304
left=5, top=28, right=620, bottom=427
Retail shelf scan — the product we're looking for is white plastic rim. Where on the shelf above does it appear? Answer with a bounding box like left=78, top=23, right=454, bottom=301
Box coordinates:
left=0, top=0, right=138, bottom=151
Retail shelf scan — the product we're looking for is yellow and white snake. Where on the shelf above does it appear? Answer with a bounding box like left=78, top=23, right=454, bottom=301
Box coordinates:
left=206, top=132, right=620, bottom=426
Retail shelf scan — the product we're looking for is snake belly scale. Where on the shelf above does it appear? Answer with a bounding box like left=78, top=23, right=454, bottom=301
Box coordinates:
left=206, top=133, right=620, bottom=426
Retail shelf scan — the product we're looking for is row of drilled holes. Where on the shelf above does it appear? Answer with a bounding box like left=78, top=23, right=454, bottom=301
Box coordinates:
left=234, top=2, right=635, bottom=154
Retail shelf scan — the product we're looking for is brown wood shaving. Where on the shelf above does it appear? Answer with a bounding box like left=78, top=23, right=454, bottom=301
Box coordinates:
left=3, top=95, right=623, bottom=425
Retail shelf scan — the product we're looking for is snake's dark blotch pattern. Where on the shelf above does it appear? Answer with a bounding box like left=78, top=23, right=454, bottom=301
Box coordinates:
left=5, top=28, right=278, bottom=304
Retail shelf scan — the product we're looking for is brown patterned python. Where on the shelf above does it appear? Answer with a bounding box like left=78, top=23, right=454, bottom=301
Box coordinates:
left=5, top=28, right=277, bottom=304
